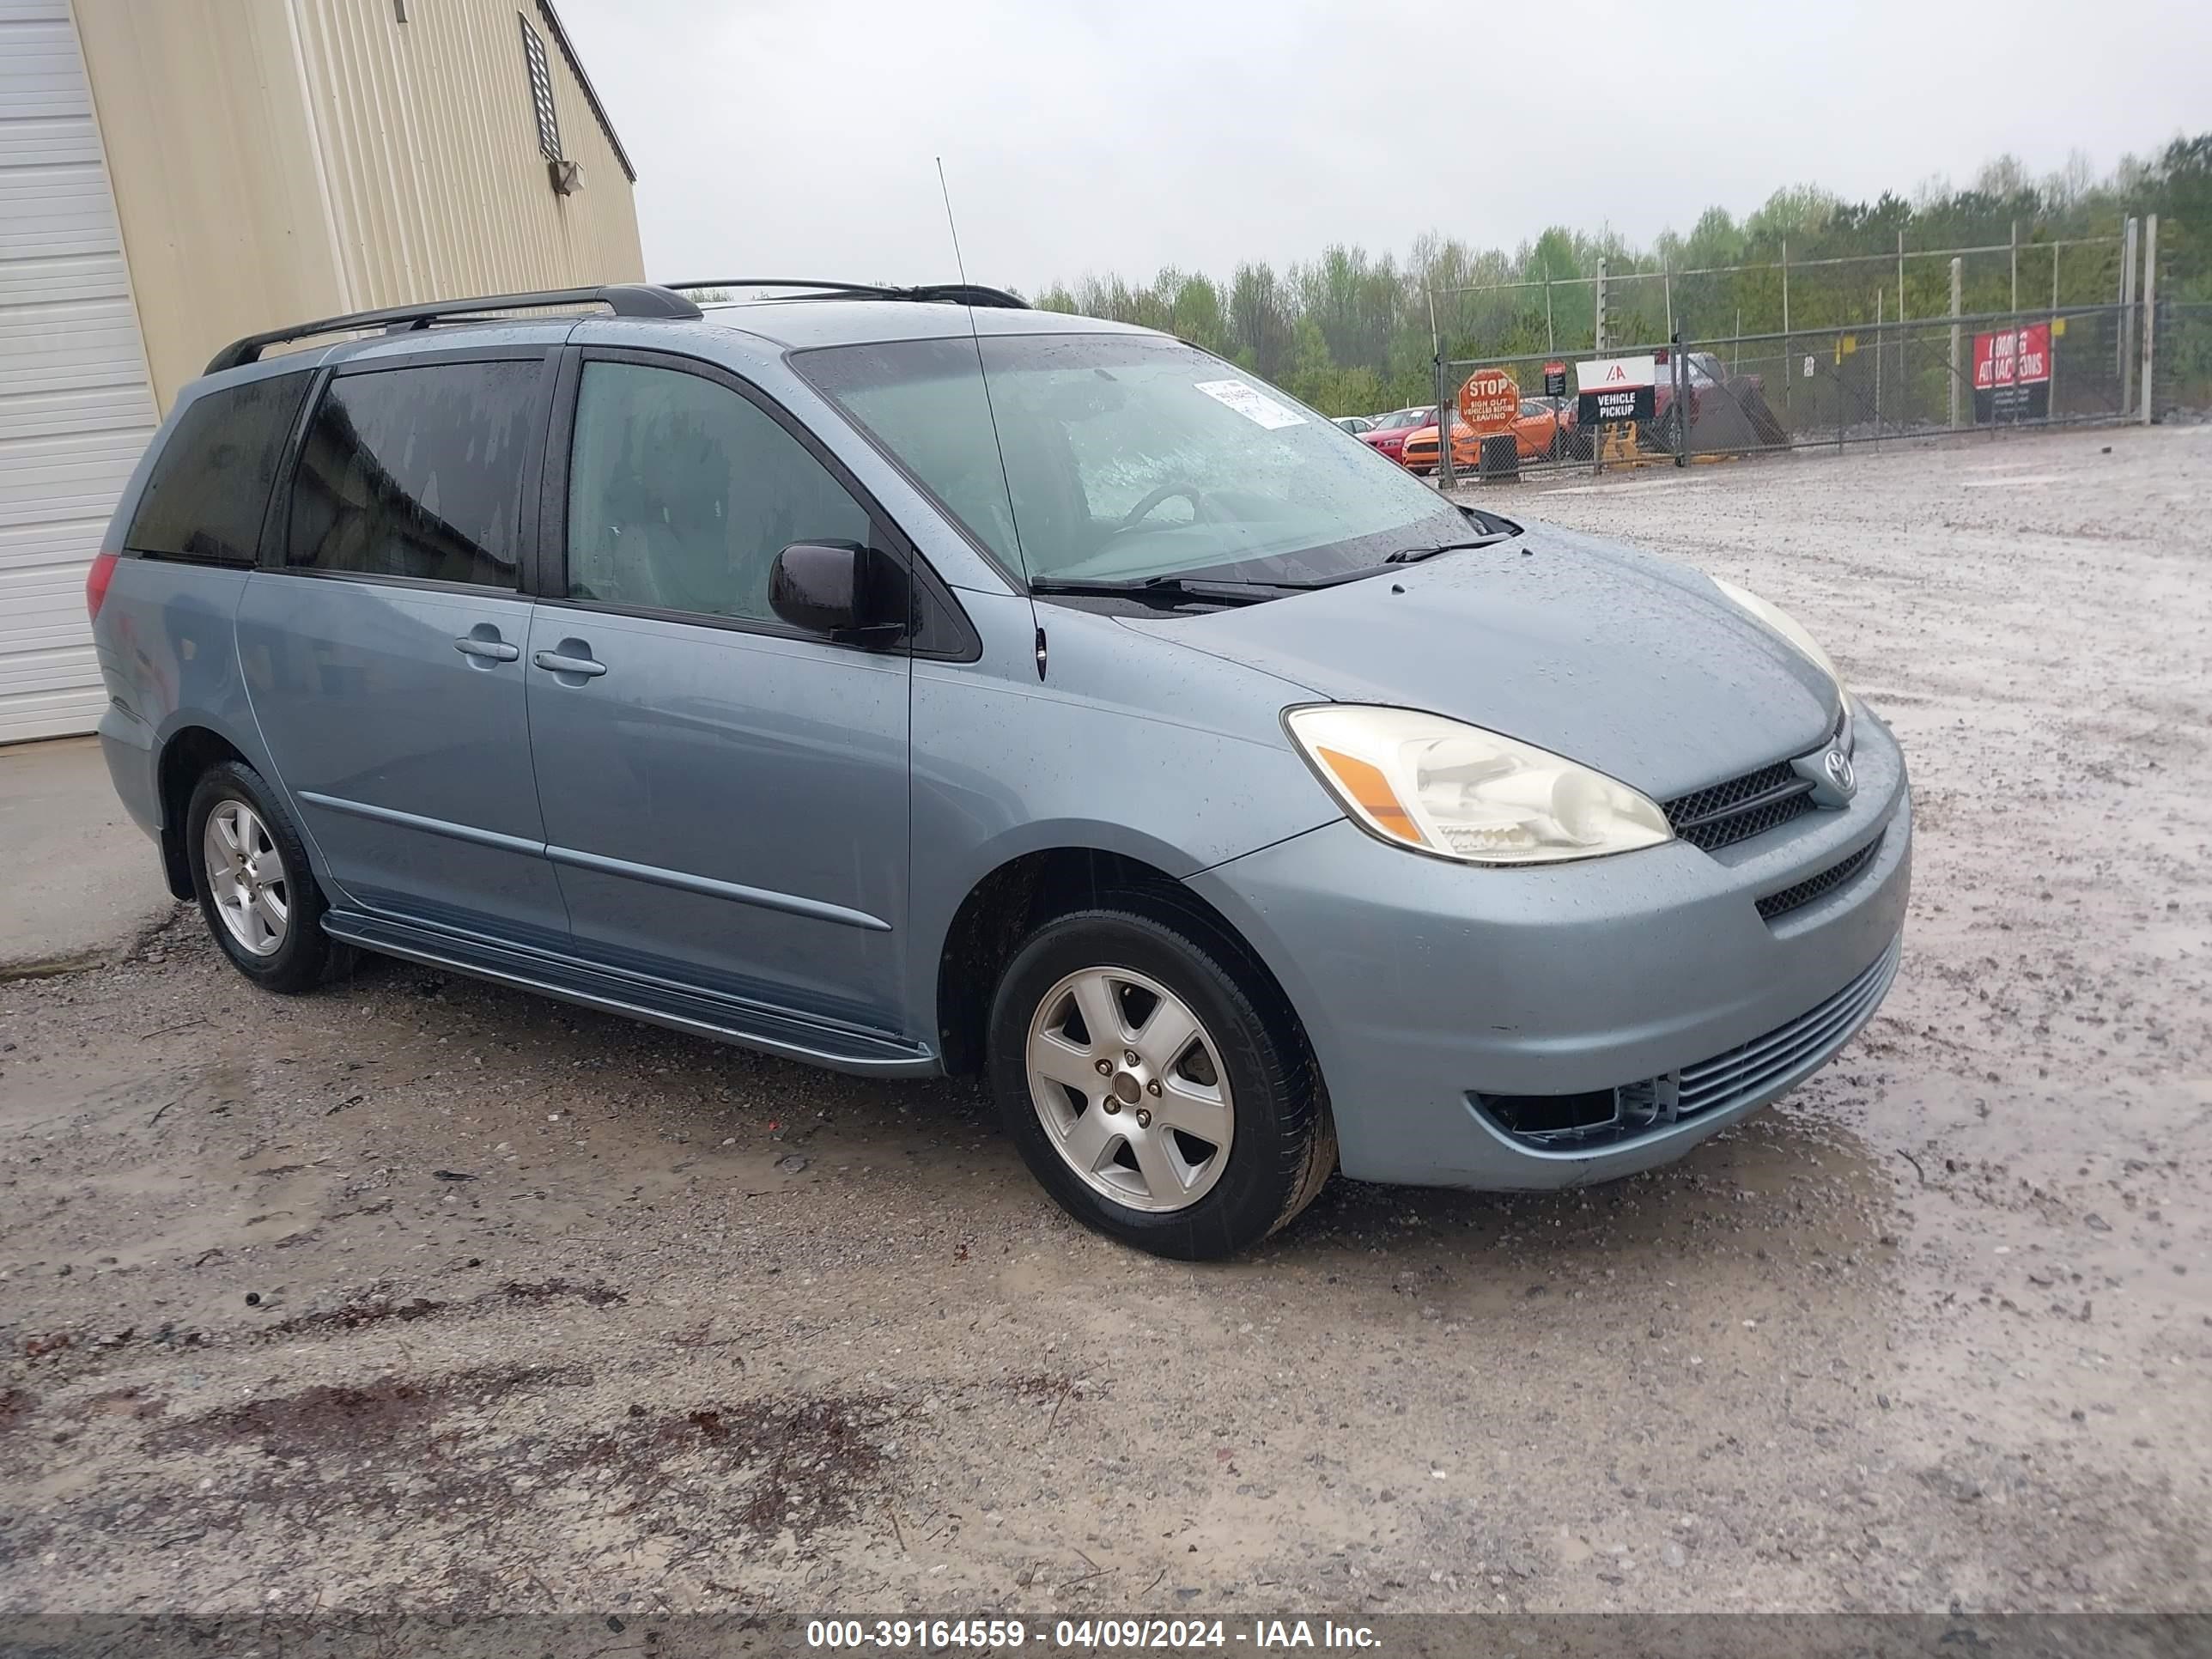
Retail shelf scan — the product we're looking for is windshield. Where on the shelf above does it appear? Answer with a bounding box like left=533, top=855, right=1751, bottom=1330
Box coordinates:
left=798, top=333, right=1473, bottom=586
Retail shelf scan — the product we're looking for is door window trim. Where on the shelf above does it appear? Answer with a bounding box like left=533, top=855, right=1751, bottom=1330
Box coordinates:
left=537, top=344, right=981, bottom=661
left=264, top=346, right=558, bottom=597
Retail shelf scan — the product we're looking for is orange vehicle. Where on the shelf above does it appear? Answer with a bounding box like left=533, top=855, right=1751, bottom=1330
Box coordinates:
left=1399, top=419, right=1477, bottom=475
left=1401, top=399, right=1578, bottom=472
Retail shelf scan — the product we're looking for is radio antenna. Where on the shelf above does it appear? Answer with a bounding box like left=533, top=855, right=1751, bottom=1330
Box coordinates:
left=934, top=158, right=1036, bottom=668
left=936, top=156, right=970, bottom=285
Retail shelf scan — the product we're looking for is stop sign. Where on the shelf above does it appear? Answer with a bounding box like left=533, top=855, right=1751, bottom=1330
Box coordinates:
left=1457, top=368, right=1521, bottom=434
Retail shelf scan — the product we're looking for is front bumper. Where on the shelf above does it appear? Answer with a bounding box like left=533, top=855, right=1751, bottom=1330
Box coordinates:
left=1188, top=708, right=1912, bottom=1189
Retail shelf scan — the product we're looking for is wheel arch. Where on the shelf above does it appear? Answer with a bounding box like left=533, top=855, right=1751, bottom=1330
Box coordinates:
left=154, top=725, right=253, bottom=900
left=932, top=844, right=1298, bottom=1079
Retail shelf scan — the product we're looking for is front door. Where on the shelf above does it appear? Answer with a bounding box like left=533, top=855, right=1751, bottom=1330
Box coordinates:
left=237, top=353, right=569, bottom=947
left=524, top=352, right=912, bottom=1036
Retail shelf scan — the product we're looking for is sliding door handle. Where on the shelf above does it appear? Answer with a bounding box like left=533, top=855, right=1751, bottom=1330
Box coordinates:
left=532, top=648, right=607, bottom=678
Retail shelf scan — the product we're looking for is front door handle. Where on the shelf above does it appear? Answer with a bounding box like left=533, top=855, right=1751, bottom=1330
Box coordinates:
left=532, top=647, right=607, bottom=678
left=453, top=635, right=520, bottom=662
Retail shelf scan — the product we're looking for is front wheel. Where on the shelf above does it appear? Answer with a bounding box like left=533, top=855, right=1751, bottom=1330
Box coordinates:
left=988, top=897, right=1334, bottom=1259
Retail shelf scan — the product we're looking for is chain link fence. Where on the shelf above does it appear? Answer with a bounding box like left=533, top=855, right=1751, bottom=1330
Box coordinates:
left=1424, top=218, right=2196, bottom=485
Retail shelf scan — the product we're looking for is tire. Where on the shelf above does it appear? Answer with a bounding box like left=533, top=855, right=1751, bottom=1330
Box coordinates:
left=185, top=759, right=335, bottom=993
left=987, top=894, right=1335, bottom=1260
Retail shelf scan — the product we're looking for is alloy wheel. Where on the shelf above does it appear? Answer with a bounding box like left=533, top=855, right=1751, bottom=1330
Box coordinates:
left=1024, top=966, right=1234, bottom=1212
left=203, top=799, right=289, bottom=957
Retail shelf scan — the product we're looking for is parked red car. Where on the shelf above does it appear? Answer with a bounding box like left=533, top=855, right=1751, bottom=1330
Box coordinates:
left=1358, top=405, right=1436, bottom=465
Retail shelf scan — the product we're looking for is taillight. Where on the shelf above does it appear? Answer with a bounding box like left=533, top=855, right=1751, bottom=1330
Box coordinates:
left=85, top=550, right=119, bottom=622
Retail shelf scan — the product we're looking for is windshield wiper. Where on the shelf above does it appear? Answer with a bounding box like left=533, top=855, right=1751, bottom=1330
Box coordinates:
left=1383, top=531, right=1520, bottom=564
left=1028, top=575, right=1289, bottom=609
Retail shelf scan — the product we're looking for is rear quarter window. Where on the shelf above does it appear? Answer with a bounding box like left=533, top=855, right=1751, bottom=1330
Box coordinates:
left=285, top=361, right=540, bottom=588
left=124, top=374, right=313, bottom=566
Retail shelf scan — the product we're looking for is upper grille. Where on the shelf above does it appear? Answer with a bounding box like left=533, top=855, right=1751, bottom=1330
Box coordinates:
left=1755, top=836, right=1880, bottom=922
left=1662, top=760, right=1816, bottom=852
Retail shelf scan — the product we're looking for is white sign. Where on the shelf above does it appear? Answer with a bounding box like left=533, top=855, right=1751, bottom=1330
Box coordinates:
left=1802, top=355, right=1815, bottom=379
left=1575, top=355, right=1657, bottom=393
left=1194, top=380, right=1305, bottom=428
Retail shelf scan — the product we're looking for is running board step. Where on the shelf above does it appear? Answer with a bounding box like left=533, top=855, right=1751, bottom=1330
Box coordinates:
left=322, top=910, right=935, bottom=1075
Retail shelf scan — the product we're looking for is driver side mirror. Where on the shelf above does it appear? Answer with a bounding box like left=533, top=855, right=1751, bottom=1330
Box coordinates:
left=769, top=541, right=908, bottom=647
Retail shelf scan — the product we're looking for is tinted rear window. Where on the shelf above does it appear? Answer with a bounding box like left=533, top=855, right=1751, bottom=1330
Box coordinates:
left=286, top=361, right=539, bottom=588
left=124, top=374, right=312, bottom=565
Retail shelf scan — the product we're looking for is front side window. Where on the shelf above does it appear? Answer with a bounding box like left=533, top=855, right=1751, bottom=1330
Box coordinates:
left=286, top=361, right=538, bottom=588
left=799, top=334, right=1472, bottom=587
left=564, top=360, right=872, bottom=623
left=126, top=373, right=313, bottom=566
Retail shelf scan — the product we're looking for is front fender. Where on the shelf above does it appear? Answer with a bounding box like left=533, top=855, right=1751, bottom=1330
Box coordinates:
left=904, top=591, right=1342, bottom=1043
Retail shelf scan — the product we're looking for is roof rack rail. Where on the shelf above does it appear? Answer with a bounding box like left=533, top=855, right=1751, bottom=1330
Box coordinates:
left=204, top=283, right=702, bottom=374
left=665, top=278, right=1029, bottom=310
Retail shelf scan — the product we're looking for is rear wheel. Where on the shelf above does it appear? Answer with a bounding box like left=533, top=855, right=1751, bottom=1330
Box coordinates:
left=186, top=761, right=334, bottom=993
left=988, top=896, right=1334, bottom=1260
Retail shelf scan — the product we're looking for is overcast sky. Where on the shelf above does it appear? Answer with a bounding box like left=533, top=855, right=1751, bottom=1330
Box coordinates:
left=559, top=0, right=2209, bottom=295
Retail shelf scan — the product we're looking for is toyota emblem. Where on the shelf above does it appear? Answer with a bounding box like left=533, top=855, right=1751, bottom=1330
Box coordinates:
left=1823, top=748, right=1856, bottom=796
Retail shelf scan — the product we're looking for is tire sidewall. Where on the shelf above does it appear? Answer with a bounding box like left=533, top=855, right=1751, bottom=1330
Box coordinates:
left=988, top=908, right=1315, bottom=1259
left=185, top=762, right=329, bottom=991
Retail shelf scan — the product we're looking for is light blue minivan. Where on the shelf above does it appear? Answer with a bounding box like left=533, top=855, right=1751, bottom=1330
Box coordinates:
left=88, top=281, right=1910, bottom=1259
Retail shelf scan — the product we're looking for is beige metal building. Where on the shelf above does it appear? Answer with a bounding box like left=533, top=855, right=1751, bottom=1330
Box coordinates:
left=1, top=0, right=647, bottom=742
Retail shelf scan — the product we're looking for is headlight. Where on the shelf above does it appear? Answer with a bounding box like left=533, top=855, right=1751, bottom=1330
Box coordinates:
left=1709, top=576, right=1846, bottom=694
left=1285, top=705, right=1674, bottom=866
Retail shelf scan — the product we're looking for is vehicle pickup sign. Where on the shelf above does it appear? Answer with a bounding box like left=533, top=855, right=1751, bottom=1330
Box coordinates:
left=1576, top=356, right=1657, bottom=425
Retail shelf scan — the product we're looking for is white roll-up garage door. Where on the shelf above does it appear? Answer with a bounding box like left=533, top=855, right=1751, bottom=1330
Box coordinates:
left=0, top=0, right=159, bottom=743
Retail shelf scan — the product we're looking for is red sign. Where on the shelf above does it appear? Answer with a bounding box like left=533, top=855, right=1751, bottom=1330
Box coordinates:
left=1972, top=324, right=2051, bottom=391
left=1456, top=368, right=1521, bottom=434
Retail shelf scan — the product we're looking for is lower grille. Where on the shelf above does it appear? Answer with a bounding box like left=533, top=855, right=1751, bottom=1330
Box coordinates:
left=1472, top=937, right=1901, bottom=1150
left=1676, top=938, right=1899, bottom=1115
left=1756, top=836, right=1880, bottom=922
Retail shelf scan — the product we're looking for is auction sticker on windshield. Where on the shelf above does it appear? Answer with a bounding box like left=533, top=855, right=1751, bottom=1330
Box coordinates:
left=1194, top=380, right=1305, bottom=428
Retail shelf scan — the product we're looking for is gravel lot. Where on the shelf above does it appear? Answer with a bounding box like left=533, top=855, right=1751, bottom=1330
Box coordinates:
left=3, top=426, right=2208, bottom=1620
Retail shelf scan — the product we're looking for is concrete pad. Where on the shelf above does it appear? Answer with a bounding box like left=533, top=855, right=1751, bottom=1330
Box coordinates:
left=0, top=736, right=177, bottom=975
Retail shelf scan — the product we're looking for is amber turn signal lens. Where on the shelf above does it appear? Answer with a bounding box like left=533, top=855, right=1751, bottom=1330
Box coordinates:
left=1314, top=745, right=1429, bottom=848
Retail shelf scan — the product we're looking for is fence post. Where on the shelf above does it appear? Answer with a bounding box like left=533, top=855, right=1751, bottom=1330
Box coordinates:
left=1594, top=259, right=1608, bottom=355
left=1672, top=330, right=1686, bottom=468
left=1780, top=239, right=1790, bottom=417
left=2140, top=214, right=2157, bottom=426
left=1434, top=354, right=1456, bottom=490
left=2119, top=216, right=2137, bottom=415
left=1948, top=257, right=1965, bottom=429
left=2009, top=219, right=2019, bottom=317
left=2049, top=240, right=2061, bottom=421
left=1874, top=289, right=1883, bottom=447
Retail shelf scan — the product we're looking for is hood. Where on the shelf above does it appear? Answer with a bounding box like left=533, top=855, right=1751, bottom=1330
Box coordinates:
left=1118, top=526, right=1838, bottom=801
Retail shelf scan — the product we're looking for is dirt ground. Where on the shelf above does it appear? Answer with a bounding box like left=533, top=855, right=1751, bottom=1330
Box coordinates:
left=3, top=425, right=2208, bottom=1620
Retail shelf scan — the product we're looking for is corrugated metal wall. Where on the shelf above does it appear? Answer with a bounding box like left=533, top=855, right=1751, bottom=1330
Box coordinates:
left=72, top=0, right=647, bottom=412
left=289, top=0, right=645, bottom=315
left=0, top=0, right=160, bottom=743
left=70, top=0, right=351, bottom=413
